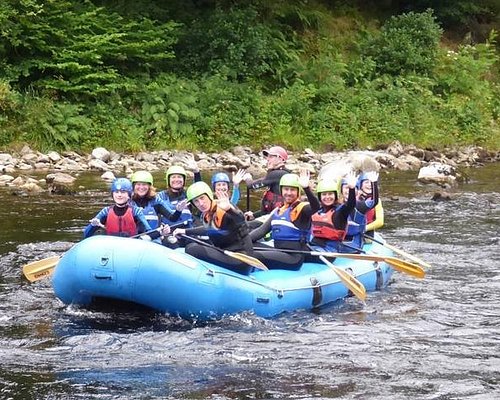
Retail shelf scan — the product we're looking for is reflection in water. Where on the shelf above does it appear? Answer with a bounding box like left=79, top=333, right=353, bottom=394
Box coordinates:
left=0, top=164, right=499, bottom=398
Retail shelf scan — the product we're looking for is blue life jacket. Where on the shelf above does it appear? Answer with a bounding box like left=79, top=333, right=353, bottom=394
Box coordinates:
left=158, top=190, right=193, bottom=227
left=270, top=204, right=309, bottom=242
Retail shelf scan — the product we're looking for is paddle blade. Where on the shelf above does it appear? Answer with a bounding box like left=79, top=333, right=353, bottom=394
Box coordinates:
left=384, top=243, right=432, bottom=269
left=319, top=256, right=367, bottom=301
left=224, top=250, right=269, bottom=271
left=385, top=257, right=425, bottom=279
left=22, top=256, right=60, bottom=282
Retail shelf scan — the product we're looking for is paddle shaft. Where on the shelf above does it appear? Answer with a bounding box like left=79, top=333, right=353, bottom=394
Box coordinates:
left=179, top=234, right=268, bottom=270
left=131, top=220, right=188, bottom=238
left=254, top=246, right=425, bottom=278
left=363, top=233, right=432, bottom=269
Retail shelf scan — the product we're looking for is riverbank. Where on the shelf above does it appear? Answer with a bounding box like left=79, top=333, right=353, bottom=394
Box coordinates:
left=0, top=142, right=498, bottom=193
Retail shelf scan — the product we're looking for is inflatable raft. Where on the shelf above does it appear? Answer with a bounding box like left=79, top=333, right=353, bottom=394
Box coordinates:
left=52, top=235, right=394, bottom=320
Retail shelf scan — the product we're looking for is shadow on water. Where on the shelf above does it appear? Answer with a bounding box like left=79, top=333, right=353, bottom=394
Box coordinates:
left=0, top=164, right=499, bottom=399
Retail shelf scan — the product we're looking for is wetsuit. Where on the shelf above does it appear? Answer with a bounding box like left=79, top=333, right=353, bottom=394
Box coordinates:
left=247, top=167, right=290, bottom=218
left=183, top=202, right=255, bottom=274
left=158, top=171, right=201, bottom=227
left=251, top=186, right=320, bottom=270
left=358, top=185, right=384, bottom=237
left=132, top=195, right=181, bottom=229
left=343, top=182, right=379, bottom=251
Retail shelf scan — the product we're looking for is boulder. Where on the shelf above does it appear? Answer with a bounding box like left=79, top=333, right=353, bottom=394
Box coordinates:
left=417, top=162, right=457, bottom=187
left=91, top=147, right=111, bottom=162
left=46, top=172, right=77, bottom=195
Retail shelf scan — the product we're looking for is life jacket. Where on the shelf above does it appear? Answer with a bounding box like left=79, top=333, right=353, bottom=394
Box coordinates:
left=202, top=204, right=248, bottom=248
left=261, top=189, right=284, bottom=213
left=270, top=202, right=309, bottom=242
left=106, top=206, right=137, bottom=237
left=365, top=207, right=376, bottom=224
left=346, top=208, right=367, bottom=237
left=158, top=189, right=193, bottom=227
left=311, top=207, right=346, bottom=241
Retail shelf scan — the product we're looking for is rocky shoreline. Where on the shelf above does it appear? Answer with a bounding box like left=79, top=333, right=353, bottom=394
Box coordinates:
left=0, top=142, right=498, bottom=194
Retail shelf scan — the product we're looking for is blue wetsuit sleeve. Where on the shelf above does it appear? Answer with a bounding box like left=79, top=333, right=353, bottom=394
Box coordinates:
left=83, top=207, right=109, bottom=238
left=230, top=185, right=241, bottom=206
left=132, top=207, right=152, bottom=233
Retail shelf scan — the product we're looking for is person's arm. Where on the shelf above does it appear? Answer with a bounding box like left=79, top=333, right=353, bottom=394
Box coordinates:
left=133, top=207, right=152, bottom=233
left=154, top=196, right=182, bottom=222
left=230, top=185, right=240, bottom=206
left=249, top=215, right=272, bottom=242
left=83, top=207, right=108, bottom=238
left=333, top=188, right=356, bottom=229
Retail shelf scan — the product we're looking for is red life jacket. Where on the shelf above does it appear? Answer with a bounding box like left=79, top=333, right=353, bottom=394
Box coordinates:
left=365, top=207, right=376, bottom=224
left=311, top=208, right=346, bottom=241
left=106, top=206, right=137, bottom=237
left=261, top=189, right=284, bottom=213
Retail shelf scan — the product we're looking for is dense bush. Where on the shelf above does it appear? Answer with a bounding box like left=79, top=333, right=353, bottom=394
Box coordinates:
left=0, top=1, right=498, bottom=152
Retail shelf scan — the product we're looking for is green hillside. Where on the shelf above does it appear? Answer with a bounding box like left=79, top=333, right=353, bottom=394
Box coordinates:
left=0, top=0, right=498, bottom=152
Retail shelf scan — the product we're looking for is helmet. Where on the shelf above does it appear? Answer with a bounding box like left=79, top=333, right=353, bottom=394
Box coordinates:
left=131, top=171, right=153, bottom=185
left=339, top=178, right=349, bottom=192
left=263, top=146, right=288, bottom=161
left=166, top=165, right=187, bottom=186
left=211, top=172, right=230, bottom=188
left=316, top=179, right=338, bottom=195
left=111, top=178, right=133, bottom=195
left=186, top=181, right=214, bottom=202
left=356, top=173, right=369, bottom=190
left=279, top=173, right=301, bottom=192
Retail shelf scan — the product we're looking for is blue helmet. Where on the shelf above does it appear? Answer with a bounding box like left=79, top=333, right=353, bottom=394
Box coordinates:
left=111, top=178, right=133, bottom=195
left=211, top=172, right=230, bottom=188
left=356, top=173, right=370, bottom=190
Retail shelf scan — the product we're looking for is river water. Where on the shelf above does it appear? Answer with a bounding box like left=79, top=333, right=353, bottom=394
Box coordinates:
left=0, top=164, right=499, bottom=399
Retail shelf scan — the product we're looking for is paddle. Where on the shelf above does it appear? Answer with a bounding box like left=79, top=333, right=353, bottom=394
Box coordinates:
left=254, top=246, right=425, bottom=278
left=318, top=255, right=367, bottom=301
left=22, top=221, right=189, bottom=283
left=179, top=234, right=268, bottom=271
left=364, top=234, right=432, bottom=269
left=22, top=256, right=61, bottom=283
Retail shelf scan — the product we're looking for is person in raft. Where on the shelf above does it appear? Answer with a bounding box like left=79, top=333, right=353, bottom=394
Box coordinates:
left=244, top=146, right=290, bottom=221
left=83, top=177, right=169, bottom=240
left=210, top=169, right=247, bottom=206
left=339, top=171, right=379, bottom=252
left=356, top=171, right=384, bottom=238
left=172, top=181, right=256, bottom=274
left=158, top=156, right=201, bottom=228
left=250, top=169, right=321, bottom=270
left=130, top=170, right=182, bottom=230
left=309, top=173, right=357, bottom=252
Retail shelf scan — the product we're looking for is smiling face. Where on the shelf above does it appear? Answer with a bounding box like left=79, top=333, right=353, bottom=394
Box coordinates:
left=360, top=179, right=372, bottom=195
left=214, top=181, right=229, bottom=193
left=112, top=190, right=130, bottom=206
left=133, top=182, right=150, bottom=197
left=281, top=186, right=299, bottom=204
left=320, top=191, right=337, bottom=207
left=192, top=194, right=212, bottom=213
left=169, top=174, right=185, bottom=191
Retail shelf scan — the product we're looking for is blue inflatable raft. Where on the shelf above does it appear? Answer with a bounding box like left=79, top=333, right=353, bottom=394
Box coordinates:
left=52, top=235, right=394, bottom=320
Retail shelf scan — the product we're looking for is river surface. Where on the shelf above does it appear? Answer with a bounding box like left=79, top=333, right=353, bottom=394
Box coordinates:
left=0, top=164, right=499, bottom=399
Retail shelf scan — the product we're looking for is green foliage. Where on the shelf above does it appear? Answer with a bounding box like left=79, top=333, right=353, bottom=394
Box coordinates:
left=0, top=0, right=179, bottom=99
left=140, top=75, right=201, bottom=148
left=174, top=5, right=299, bottom=85
left=0, top=1, right=498, bottom=153
left=19, top=99, right=91, bottom=151
left=361, top=10, right=443, bottom=76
